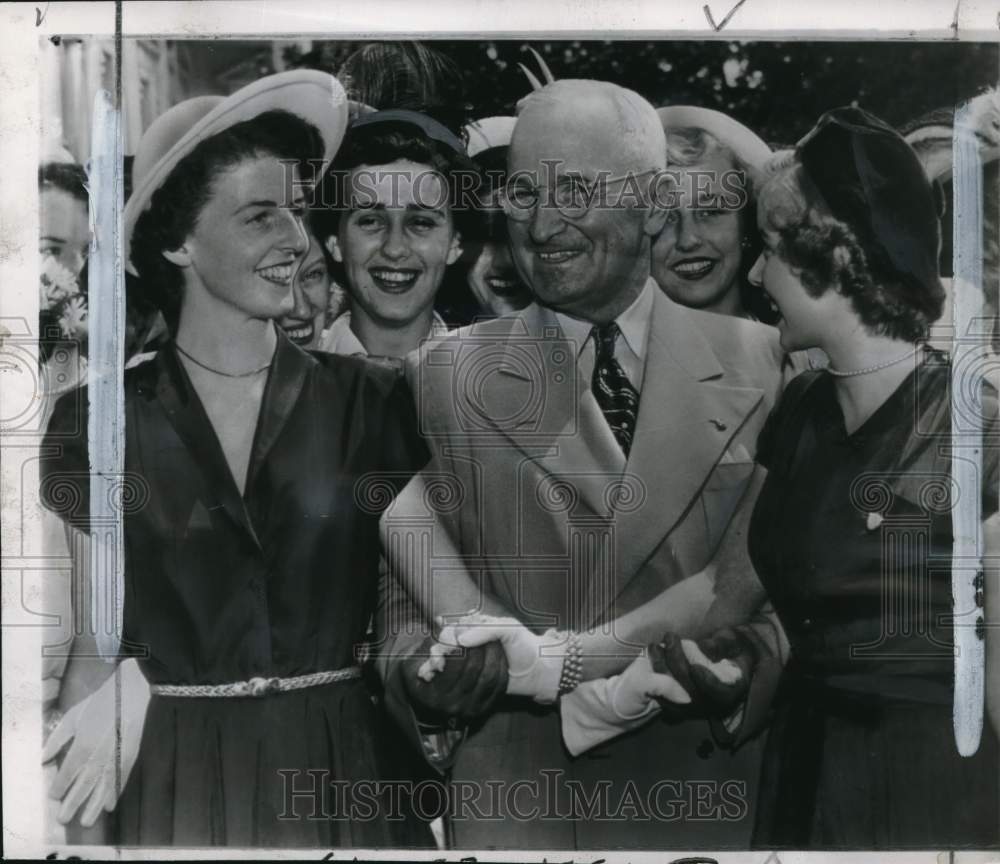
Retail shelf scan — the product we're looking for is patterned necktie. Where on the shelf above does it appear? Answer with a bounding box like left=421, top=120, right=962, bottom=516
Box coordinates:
left=591, top=322, right=639, bottom=457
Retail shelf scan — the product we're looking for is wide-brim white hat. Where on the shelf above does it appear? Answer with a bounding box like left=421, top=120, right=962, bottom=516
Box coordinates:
left=464, top=116, right=517, bottom=158
left=124, top=70, right=348, bottom=274
left=656, top=105, right=772, bottom=173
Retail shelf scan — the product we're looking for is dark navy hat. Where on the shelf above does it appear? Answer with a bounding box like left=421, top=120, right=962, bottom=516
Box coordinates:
left=347, top=108, right=467, bottom=156
left=797, top=106, right=944, bottom=319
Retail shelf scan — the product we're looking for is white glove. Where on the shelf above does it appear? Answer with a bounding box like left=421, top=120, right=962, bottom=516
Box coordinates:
left=42, top=658, right=151, bottom=826
left=606, top=653, right=692, bottom=719
left=438, top=613, right=565, bottom=704
left=560, top=654, right=690, bottom=756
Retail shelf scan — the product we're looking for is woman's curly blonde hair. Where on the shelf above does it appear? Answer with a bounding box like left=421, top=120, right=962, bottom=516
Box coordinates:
left=756, top=153, right=945, bottom=342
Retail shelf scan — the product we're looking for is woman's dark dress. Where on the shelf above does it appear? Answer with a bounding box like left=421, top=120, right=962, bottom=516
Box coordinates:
left=42, top=330, right=430, bottom=847
left=749, top=351, right=999, bottom=848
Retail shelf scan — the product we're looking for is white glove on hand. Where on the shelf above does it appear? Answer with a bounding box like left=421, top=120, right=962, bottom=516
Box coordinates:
left=607, top=653, right=692, bottom=719
left=438, top=613, right=564, bottom=704
left=560, top=654, right=691, bottom=756
left=42, top=659, right=151, bottom=826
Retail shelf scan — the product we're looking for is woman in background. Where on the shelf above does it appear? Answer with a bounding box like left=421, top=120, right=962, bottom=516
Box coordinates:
left=278, top=224, right=343, bottom=350
left=39, top=161, right=91, bottom=408
left=901, top=89, right=1000, bottom=353
left=338, top=41, right=468, bottom=136
left=460, top=115, right=532, bottom=319
left=652, top=106, right=777, bottom=324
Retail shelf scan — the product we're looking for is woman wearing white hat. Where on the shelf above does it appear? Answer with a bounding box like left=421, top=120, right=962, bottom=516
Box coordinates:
left=461, top=115, right=533, bottom=318
left=652, top=106, right=777, bottom=324
left=40, top=71, right=430, bottom=847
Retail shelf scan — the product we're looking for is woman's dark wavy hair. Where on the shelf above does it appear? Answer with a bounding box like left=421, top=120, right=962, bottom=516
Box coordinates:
left=469, top=143, right=509, bottom=242
left=311, top=120, right=485, bottom=263
left=338, top=42, right=471, bottom=135
left=39, top=162, right=90, bottom=362
left=439, top=143, right=512, bottom=327
left=130, top=109, right=324, bottom=330
left=757, top=155, right=945, bottom=341
left=39, top=161, right=89, bottom=203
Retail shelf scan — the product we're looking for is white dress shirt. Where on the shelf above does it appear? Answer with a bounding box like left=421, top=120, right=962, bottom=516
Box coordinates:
left=317, top=309, right=449, bottom=357
left=552, top=278, right=655, bottom=393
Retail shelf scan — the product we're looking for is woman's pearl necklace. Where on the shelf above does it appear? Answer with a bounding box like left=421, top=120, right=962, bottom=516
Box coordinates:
left=827, top=344, right=921, bottom=378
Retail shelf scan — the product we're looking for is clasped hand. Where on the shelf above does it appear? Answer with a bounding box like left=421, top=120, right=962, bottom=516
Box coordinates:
left=583, top=629, right=756, bottom=724
left=649, top=628, right=757, bottom=718
left=403, top=614, right=756, bottom=728
left=403, top=613, right=569, bottom=720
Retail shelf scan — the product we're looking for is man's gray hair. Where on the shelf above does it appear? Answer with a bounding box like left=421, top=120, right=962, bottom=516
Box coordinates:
left=516, top=79, right=666, bottom=171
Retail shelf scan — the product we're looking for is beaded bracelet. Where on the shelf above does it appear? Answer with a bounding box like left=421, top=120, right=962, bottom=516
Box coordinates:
left=557, top=630, right=584, bottom=695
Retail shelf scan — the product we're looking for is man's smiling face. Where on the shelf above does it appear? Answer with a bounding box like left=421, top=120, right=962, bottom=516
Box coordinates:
left=506, top=87, right=665, bottom=324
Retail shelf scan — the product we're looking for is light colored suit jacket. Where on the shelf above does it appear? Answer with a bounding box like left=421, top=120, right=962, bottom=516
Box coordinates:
left=379, top=283, right=787, bottom=850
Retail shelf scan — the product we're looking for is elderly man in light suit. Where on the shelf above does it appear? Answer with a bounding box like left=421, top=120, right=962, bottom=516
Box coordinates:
left=377, top=79, right=788, bottom=850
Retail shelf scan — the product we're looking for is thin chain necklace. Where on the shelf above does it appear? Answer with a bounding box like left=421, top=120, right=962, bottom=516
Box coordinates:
left=175, top=342, right=271, bottom=378
left=827, top=344, right=921, bottom=378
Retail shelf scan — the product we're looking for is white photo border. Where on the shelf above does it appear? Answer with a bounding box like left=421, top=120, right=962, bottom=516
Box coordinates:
left=2, top=1, right=998, bottom=860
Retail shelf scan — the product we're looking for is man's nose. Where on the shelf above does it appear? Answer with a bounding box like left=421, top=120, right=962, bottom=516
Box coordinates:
left=527, top=199, right=565, bottom=245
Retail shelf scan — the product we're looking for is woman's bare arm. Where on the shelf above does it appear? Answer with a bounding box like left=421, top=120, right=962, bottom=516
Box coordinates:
left=576, top=468, right=770, bottom=679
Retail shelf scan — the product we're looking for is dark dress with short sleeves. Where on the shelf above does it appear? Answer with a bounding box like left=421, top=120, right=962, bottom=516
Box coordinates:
left=41, top=330, right=430, bottom=848
left=749, top=350, right=1000, bottom=848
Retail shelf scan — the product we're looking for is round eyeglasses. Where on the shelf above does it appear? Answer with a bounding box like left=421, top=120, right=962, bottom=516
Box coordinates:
left=500, top=169, right=659, bottom=222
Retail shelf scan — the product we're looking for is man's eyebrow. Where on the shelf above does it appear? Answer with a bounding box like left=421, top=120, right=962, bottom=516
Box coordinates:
left=40, top=235, right=68, bottom=243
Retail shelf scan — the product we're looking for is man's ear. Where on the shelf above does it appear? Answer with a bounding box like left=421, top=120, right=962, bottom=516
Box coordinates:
left=446, top=231, right=463, bottom=266
left=161, top=244, right=192, bottom=268
left=643, top=203, right=670, bottom=239
left=325, top=235, right=344, bottom=264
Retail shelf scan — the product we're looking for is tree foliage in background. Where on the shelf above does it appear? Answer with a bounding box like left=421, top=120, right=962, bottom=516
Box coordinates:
left=285, top=39, right=998, bottom=145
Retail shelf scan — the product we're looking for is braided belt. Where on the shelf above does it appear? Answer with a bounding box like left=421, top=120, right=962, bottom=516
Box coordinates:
left=149, top=666, right=362, bottom=698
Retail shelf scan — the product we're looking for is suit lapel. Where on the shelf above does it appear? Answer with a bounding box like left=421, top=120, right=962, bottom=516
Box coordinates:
left=459, top=292, right=767, bottom=627
left=154, top=346, right=263, bottom=550
left=600, top=291, right=766, bottom=616
left=480, top=304, right=624, bottom=517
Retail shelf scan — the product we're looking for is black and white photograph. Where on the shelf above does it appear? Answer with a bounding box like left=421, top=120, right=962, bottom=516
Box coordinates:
left=2, top=2, right=999, bottom=860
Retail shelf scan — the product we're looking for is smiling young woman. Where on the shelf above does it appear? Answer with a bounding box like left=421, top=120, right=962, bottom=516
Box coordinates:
left=459, top=115, right=533, bottom=319
left=650, top=107, right=777, bottom=324
left=735, top=107, right=999, bottom=849
left=313, top=110, right=481, bottom=360
left=40, top=72, right=433, bottom=849
left=277, top=229, right=337, bottom=349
